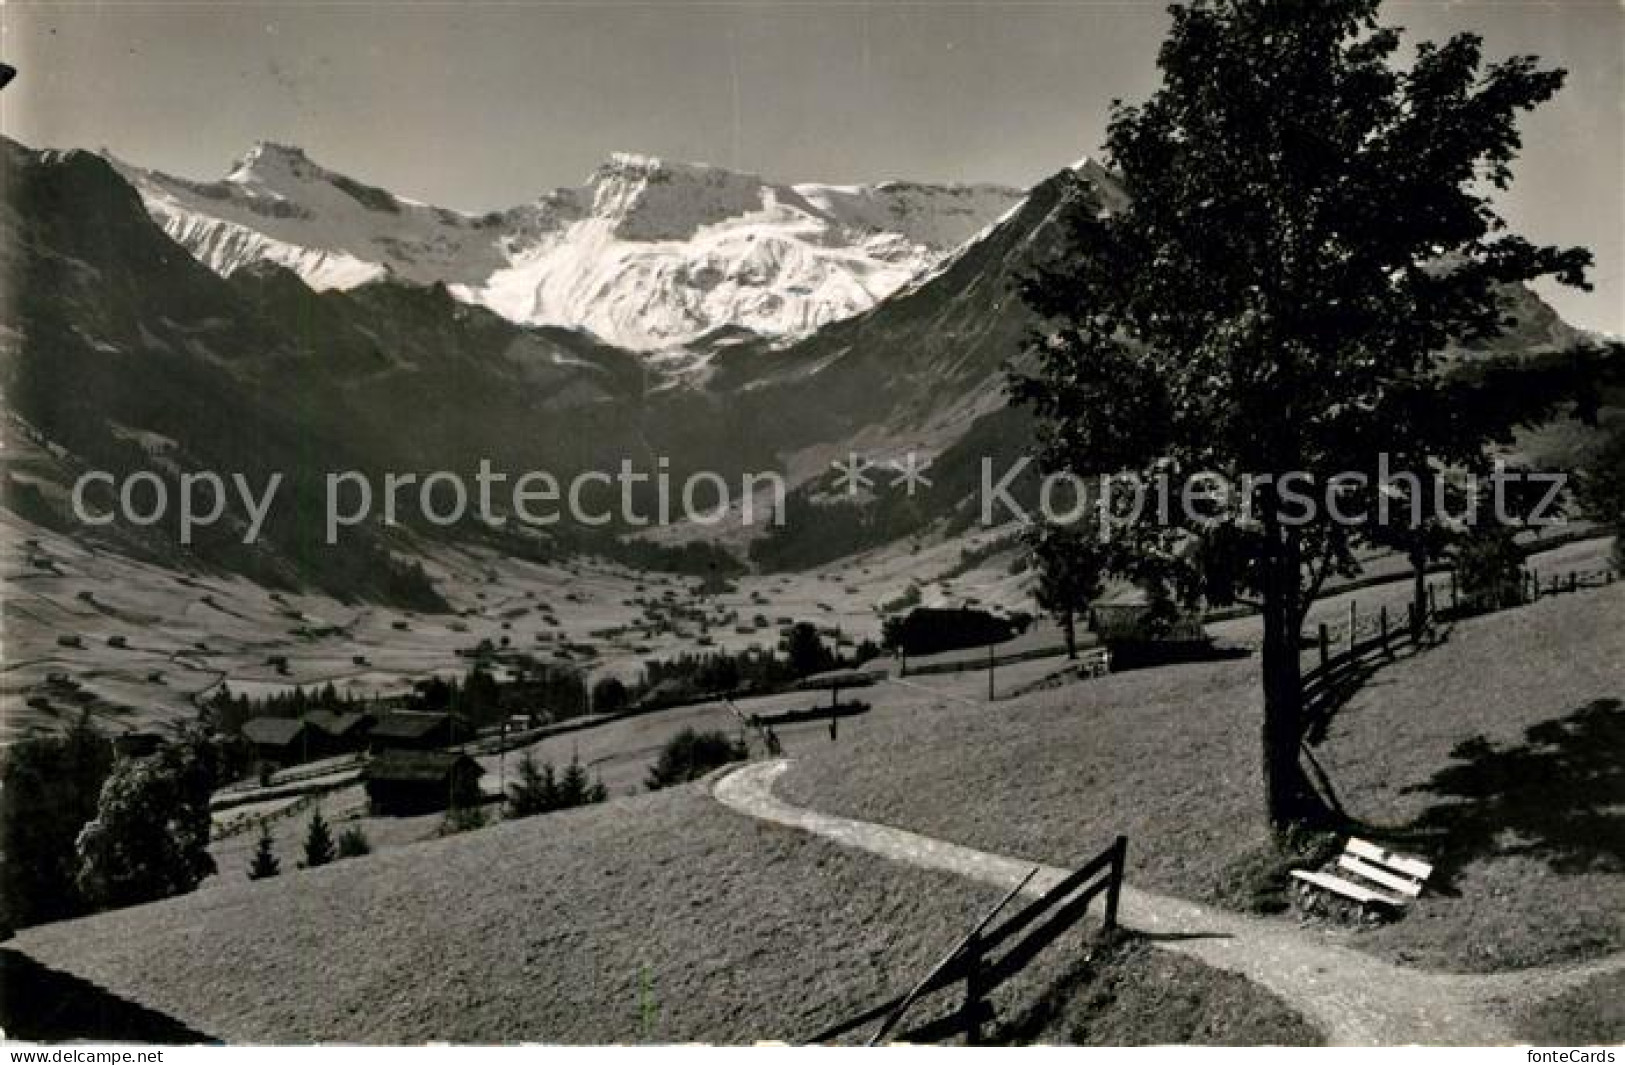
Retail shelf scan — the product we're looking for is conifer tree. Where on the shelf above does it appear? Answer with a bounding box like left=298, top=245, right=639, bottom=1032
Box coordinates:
left=248, top=824, right=280, bottom=881
left=301, top=810, right=336, bottom=868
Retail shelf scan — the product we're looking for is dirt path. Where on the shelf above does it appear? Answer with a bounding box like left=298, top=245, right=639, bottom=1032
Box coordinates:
left=714, top=759, right=1622, bottom=1046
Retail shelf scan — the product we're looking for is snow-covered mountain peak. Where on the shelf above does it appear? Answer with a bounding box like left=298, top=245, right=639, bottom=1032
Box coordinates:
left=227, top=141, right=314, bottom=184
left=109, top=142, right=1027, bottom=350
left=585, top=152, right=771, bottom=241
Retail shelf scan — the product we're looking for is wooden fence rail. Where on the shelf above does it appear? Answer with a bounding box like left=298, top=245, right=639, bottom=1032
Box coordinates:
left=805, top=835, right=1128, bottom=1046
left=1301, top=563, right=1616, bottom=707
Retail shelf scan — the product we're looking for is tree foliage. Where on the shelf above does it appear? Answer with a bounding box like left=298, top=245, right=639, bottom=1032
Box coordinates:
left=1453, top=524, right=1528, bottom=612
left=75, top=737, right=220, bottom=909
left=1012, top=0, right=1592, bottom=830
left=1027, top=521, right=1107, bottom=658
left=781, top=622, right=836, bottom=678
left=1580, top=417, right=1625, bottom=569
left=0, top=715, right=115, bottom=928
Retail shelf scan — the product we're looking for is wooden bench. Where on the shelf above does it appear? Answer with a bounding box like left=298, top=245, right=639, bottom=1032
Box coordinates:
left=1291, top=837, right=1432, bottom=910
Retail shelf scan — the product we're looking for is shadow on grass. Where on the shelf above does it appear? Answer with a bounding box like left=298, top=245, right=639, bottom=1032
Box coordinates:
left=1374, top=697, right=1624, bottom=894
left=0, top=948, right=216, bottom=1043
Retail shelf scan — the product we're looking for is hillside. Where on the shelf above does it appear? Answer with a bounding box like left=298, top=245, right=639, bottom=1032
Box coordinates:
left=1, top=783, right=1311, bottom=1045
left=778, top=579, right=1625, bottom=974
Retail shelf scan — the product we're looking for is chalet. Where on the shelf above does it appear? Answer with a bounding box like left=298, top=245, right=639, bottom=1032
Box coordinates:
left=241, top=716, right=318, bottom=765
left=369, top=711, right=458, bottom=752
left=305, top=710, right=376, bottom=754
left=363, top=750, right=485, bottom=815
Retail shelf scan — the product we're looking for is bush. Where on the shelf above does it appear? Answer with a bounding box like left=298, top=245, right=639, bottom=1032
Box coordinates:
left=1207, top=824, right=1340, bottom=915
left=336, top=825, right=371, bottom=859
left=438, top=802, right=489, bottom=837
left=645, top=729, right=748, bottom=791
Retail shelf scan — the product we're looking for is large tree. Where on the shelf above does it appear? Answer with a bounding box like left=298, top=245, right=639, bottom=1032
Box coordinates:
left=76, top=736, right=220, bottom=909
left=1013, top=0, right=1592, bottom=832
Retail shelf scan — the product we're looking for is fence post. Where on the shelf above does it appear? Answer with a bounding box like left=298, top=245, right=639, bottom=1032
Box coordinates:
left=1428, top=584, right=1437, bottom=619
left=1348, top=601, right=1357, bottom=654
left=1570, top=571, right=1578, bottom=594
left=1406, top=603, right=1418, bottom=642
left=1380, top=606, right=1389, bottom=655
left=1318, top=623, right=1329, bottom=669
left=1104, top=835, right=1127, bottom=932
left=961, top=931, right=985, bottom=1047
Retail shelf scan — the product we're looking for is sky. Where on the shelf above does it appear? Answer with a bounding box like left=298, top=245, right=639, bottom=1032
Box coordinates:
left=2, top=1, right=1620, bottom=333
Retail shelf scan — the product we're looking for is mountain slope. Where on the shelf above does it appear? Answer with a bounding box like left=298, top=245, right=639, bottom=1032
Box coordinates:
left=6, top=138, right=1602, bottom=588
left=110, top=145, right=1024, bottom=351
left=0, top=139, right=702, bottom=602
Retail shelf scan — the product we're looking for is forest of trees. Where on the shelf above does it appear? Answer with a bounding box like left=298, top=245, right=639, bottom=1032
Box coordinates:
left=205, top=619, right=882, bottom=738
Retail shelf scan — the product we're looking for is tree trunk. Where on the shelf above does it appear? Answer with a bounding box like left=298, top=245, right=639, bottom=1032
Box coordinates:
left=1259, top=518, right=1316, bottom=834
left=1409, top=546, right=1428, bottom=625
left=1062, top=608, right=1077, bottom=660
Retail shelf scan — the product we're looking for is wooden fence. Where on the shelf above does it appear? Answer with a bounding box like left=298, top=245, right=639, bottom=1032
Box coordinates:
left=899, top=641, right=1078, bottom=679
left=1301, top=563, right=1616, bottom=727
left=805, top=836, right=1128, bottom=1046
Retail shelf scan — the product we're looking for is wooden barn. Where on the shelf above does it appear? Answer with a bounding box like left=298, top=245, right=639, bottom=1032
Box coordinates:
left=240, top=717, right=319, bottom=766
left=305, top=710, right=376, bottom=754
left=363, top=750, right=485, bottom=815
left=368, top=711, right=458, bottom=752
